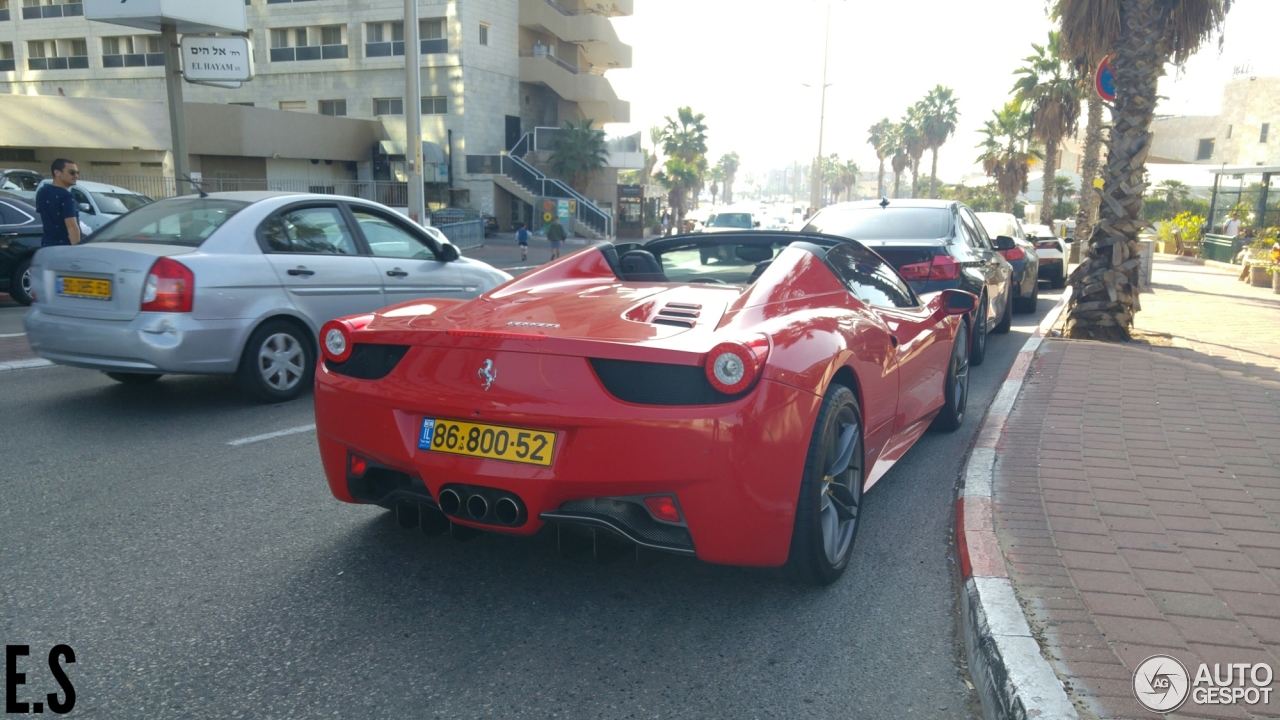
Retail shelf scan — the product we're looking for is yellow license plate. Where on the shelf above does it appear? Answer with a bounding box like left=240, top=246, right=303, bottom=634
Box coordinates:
left=418, top=418, right=556, bottom=467
left=58, top=276, right=112, bottom=300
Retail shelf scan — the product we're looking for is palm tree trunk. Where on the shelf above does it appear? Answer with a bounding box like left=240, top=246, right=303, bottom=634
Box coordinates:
left=910, top=159, right=921, bottom=198
left=877, top=159, right=885, bottom=199
left=1039, top=135, right=1060, bottom=227
left=1074, top=98, right=1104, bottom=254
left=929, top=149, right=940, bottom=199
left=893, top=172, right=902, bottom=199
left=1066, top=0, right=1161, bottom=341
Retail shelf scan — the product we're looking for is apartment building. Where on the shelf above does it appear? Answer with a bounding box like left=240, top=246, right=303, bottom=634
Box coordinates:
left=1150, top=75, right=1280, bottom=166
left=0, top=0, right=632, bottom=222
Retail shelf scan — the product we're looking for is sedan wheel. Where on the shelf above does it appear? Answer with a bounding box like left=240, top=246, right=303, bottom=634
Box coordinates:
left=969, top=297, right=988, bottom=367
left=787, top=384, right=864, bottom=585
left=237, top=320, right=315, bottom=403
left=931, top=321, right=969, bottom=432
left=9, top=258, right=33, bottom=306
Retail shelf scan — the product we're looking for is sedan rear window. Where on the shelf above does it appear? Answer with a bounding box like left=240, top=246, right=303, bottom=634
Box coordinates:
left=89, top=198, right=249, bottom=247
left=804, top=207, right=952, bottom=241
left=707, top=213, right=753, bottom=229
left=92, top=191, right=152, bottom=215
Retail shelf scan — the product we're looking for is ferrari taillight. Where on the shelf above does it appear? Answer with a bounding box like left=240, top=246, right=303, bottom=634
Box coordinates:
left=140, top=257, right=194, bottom=312
left=898, top=255, right=959, bottom=281
left=704, top=334, right=769, bottom=395
left=321, top=320, right=354, bottom=363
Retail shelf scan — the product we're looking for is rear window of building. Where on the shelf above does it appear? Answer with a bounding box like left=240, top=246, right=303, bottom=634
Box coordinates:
left=804, top=207, right=952, bottom=241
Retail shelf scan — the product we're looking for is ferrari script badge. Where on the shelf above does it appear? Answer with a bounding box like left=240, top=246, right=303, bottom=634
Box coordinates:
left=477, top=359, right=497, bottom=391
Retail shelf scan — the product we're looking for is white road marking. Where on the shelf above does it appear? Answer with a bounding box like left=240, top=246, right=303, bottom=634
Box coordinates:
left=227, top=424, right=316, bottom=447
left=0, top=332, right=27, bottom=338
left=0, top=358, right=53, bottom=372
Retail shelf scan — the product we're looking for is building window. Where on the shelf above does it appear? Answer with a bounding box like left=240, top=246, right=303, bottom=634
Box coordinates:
left=27, top=38, right=88, bottom=70
left=21, top=0, right=82, bottom=20
left=374, top=97, right=403, bottom=116
left=0, top=0, right=9, bottom=22
left=319, top=99, right=346, bottom=117
left=422, top=18, right=448, bottom=54
left=478, top=23, right=489, bottom=46
left=422, top=96, right=447, bottom=115
left=1196, top=138, right=1215, bottom=161
left=102, top=35, right=164, bottom=68
left=279, top=100, right=307, bottom=112
left=271, top=26, right=345, bottom=61
left=0, top=42, right=13, bottom=72
left=365, top=21, right=404, bottom=57
left=1261, top=123, right=1270, bottom=143
left=1226, top=124, right=1233, bottom=139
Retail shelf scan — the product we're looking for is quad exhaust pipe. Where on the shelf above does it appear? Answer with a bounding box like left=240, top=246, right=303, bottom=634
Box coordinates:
left=434, top=484, right=526, bottom=527
left=466, top=494, right=489, bottom=520
left=494, top=497, right=520, bottom=526
left=438, top=488, right=462, bottom=516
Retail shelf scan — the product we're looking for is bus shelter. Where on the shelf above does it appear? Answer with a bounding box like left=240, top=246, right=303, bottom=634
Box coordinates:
left=1204, top=165, right=1277, bottom=262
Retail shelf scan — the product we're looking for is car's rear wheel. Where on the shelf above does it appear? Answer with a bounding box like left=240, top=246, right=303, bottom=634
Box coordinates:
left=104, top=372, right=162, bottom=385
left=237, top=319, right=314, bottom=403
left=9, top=257, right=33, bottom=306
left=1014, top=276, right=1039, bottom=314
left=1050, top=261, right=1067, bottom=289
left=931, top=321, right=969, bottom=432
left=993, top=286, right=1013, bottom=334
left=969, top=296, right=988, bottom=367
left=787, top=384, right=864, bottom=586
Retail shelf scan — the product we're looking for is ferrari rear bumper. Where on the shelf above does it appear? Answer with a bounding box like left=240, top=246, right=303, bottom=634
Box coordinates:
left=315, top=357, right=822, bottom=567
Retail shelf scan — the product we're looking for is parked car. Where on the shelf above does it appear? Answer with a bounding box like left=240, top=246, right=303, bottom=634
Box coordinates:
left=975, top=212, right=1040, bottom=313
left=803, top=199, right=1013, bottom=366
left=483, top=215, right=499, bottom=238
left=0, top=169, right=44, bottom=201
left=700, top=210, right=760, bottom=233
left=37, top=179, right=153, bottom=232
left=314, top=231, right=975, bottom=584
left=1022, top=222, right=1069, bottom=288
left=0, top=194, right=94, bottom=305
left=24, top=192, right=512, bottom=401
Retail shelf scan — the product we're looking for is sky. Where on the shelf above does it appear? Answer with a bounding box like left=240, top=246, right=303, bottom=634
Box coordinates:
left=605, top=0, right=1280, bottom=186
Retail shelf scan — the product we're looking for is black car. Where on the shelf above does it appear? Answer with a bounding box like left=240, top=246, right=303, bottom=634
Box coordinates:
left=803, top=199, right=1014, bottom=366
left=0, top=194, right=41, bottom=305
left=483, top=214, right=499, bottom=238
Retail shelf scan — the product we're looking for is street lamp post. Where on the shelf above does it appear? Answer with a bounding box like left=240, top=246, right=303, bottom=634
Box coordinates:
left=405, top=0, right=426, bottom=224
left=809, top=3, right=832, bottom=214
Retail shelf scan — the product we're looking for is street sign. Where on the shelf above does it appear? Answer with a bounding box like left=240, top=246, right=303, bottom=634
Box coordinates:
left=1096, top=55, right=1117, bottom=102
left=84, top=0, right=247, bottom=34
left=181, top=36, right=253, bottom=83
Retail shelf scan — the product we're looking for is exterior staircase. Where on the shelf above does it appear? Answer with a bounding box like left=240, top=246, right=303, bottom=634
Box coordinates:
left=487, top=133, right=613, bottom=240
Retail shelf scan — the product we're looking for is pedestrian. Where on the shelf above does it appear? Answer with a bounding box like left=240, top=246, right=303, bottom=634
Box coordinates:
left=515, top=222, right=530, bottom=263
left=35, top=158, right=82, bottom=247
left=661, top=211, right=671, bottom=237
left=1223, top=213, right=1242, bottom=238
left=546, top=218, right=566, bottom=260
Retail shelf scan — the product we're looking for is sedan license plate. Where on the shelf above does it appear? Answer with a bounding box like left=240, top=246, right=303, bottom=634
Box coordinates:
left=419, top=418, right=555, bottom=467
left=57, top=276, right=112, bottom=300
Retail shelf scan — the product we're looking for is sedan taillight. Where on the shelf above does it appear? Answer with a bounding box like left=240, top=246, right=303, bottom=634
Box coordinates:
left=1035, top=240, right=1060, bottom=250
left=898, top=255, right=960, bottom=281
left=999, top=246, right=1026, bottom=262
left=140, top=257, right=194, bottom=312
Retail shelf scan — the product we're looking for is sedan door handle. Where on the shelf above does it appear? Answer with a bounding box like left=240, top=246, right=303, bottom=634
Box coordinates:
left=385, top=269, right=409, bottom=278
left=287, top=267, right=315, bottom=277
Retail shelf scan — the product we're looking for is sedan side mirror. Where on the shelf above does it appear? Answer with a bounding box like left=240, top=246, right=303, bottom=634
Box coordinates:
left=438, top=243, right=460, bottom=262
left=753, top=220, right=761, bottom=228
left=994, top=235, right=1016, bottom=251
left=941, top=289, right=977, bottom=316
left=78, top=202, right=94, bottom=214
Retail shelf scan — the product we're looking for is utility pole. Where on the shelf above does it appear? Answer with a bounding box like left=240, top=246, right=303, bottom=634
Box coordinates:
left=792, top=160, right=799, bottom=206
left=161, top=22, right=190, bottom=196
left=809, top=3, right=831, bottom=214
left=405, top=0, right=426, bottom=224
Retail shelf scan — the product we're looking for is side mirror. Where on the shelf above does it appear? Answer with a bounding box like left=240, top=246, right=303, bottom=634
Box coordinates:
left=994, top=235, right=1016, bottom=251
left=78, top=202, right=94, bottom=214
left=754, top=220, right=762, bottom=228
left=941, top=289, right=977, bottom=316
left=438, top=243, right=460, bottom=262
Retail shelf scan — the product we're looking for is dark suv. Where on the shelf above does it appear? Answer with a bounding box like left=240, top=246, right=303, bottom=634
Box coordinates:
left=803, top=199, right=1014, bottom=365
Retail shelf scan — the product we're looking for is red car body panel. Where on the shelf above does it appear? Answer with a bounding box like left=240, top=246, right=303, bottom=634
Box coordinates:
left=315, top=241, right=965, bottom=567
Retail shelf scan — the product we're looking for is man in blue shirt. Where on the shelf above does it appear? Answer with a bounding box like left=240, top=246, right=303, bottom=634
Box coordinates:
left=35, top=158, right=82, bottom=247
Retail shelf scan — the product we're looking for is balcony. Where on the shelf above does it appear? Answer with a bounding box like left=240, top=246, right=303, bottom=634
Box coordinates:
left=28, top=55, right=89, bottom=70
left=21, top=2, right=82, bottom=19
left=364, top=38, right=448, bottom=58
left=102, top=53, right=164, bottom=68
left=270, top=44, right=348, bottom=62
left=519, top=53, right=628, bottom=124
left=518, top=0, right=632, bottom=70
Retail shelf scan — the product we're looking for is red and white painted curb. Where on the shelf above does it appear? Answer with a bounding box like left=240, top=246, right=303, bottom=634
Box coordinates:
left=958, top=289, right=1079, bottom=720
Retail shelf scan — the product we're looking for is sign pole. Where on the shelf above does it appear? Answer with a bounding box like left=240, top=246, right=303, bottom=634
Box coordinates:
left=162, top=22, right=191, bottom=197
left=405, top=0, right=426, bottom=224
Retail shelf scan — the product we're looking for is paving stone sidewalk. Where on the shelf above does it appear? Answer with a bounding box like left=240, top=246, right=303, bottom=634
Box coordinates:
left=995, top=259, right=1280, bottom=719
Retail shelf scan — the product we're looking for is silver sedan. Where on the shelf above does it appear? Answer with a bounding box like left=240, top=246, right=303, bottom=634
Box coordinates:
left=24, top=192, right=512, bottom=401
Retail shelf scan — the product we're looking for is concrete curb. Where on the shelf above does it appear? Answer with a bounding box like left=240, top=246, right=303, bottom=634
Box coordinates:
left=0, top=358, right=53, bottom=373
left=958, top=288, right=1078, bottom=720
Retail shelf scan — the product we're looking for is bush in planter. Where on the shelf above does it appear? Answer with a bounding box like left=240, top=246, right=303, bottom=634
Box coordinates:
left=1157, top=211, right=1205, bottom=256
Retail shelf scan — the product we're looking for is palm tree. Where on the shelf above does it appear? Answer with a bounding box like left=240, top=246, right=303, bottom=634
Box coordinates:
left=977, top=101, right=1040, bottom=213
left=717, top=152, right=740, bottom=205
left=1156, top=179, right=1191, bottom=214
left=902, top=107, right=928, bottom=198
left=641, top=125, right=663, bottom=183
left=918, top=86, right=960, bottom=199
left=839, top=159, right=860, bottom=202
left=867, top=118, right=894, bottom=199
left=1051, top=174, right=1077, bottom=217
left=1014, top=31, right=1083, bottom=228
left=549, top=119, right=609, bottom=194
left=1056, top=0, right=1231, bottom=340
left=887, top=124, right=910, bottom=199
left=708, top=165, right=726, bottom=205
left=659, top=107, right=710, bottom=228
left=656, top=158, right=701, bottom=230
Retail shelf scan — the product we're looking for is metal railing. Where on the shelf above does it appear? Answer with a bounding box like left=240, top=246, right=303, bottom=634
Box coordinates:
left=519, top=50, right=580, bottom=75
left=504, top=133, right=614, bottom=237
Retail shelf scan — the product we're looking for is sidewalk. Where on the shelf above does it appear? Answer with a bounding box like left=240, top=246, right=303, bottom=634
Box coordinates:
left=993, top=259, right=1280, bottom=718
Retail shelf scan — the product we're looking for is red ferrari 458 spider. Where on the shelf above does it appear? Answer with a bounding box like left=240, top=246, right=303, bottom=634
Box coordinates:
left=314, top=232, right=976, bottom=584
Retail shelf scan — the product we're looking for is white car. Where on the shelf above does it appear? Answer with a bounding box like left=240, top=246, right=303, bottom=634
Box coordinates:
left=1022, top=223, right=1068, bottom=288
left=37, top=179, right=153, bottom=232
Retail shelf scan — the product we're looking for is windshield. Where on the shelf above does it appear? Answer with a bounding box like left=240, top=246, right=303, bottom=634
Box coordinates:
left=651, top=241, right=790, bottom=284
left=89, top=198, right=249, bottom=247
left=708, top=213, right=753, bottom=229
left=804, top=207, right=952, bottom=241
left=92, top=191, right=152, bottom=215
